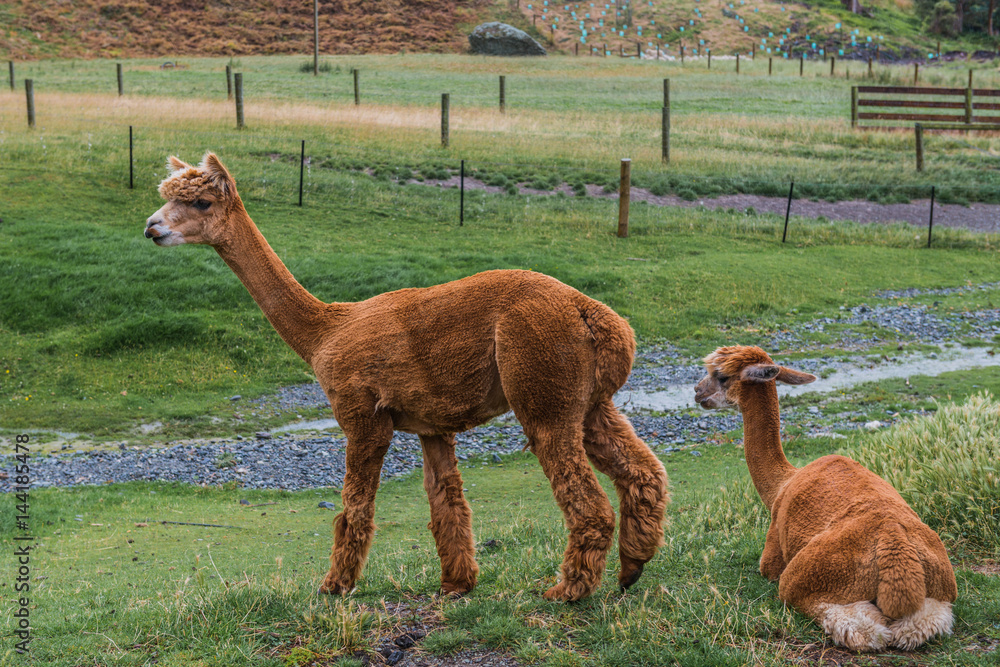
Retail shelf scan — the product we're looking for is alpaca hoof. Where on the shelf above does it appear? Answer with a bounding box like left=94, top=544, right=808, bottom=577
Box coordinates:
left=318, top=573, right=353, bottom=595
left=618, top=562, right=645, bottom=591
left=543, top=580, right=591, bottom=602
left=440, top=580, right=475, bottom=597
left=889, top=599, right=953, bottom=650
left=818, top=602, right=892, bottom=652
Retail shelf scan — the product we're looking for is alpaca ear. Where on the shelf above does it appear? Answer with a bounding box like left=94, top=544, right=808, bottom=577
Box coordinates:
left=776, top=367, right=817, bottom=385
left=200, top=152, right=234, bottom=196
left=741, top=364, right=780, bottom=383
left=167, top=156, right=190, bottom=173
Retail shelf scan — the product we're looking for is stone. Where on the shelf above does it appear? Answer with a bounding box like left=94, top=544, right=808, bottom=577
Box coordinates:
left=469, top=22, right=546, bottom=56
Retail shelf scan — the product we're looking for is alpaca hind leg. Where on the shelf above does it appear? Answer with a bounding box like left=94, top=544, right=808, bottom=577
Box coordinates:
left=778, top=528, right=889, bottom=651
left=889, top=598, right=953, bottom=650
left=420, top=434, right=478, bottom=595
left=582, top=399, right=668, bottom=590
left=532, top=423, right=616, bottom=602
left=319, top=408, right=392, bottom=595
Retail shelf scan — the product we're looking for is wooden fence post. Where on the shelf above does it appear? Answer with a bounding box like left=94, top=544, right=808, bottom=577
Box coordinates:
left=441, top=93, right=450, bottom=148
left=752, top=43, right=756, bottom=60
left=234, top=73, right=244, bottom=129
left=226, top=65, right=232, bottom=99
left=830, top=56, right=835, bottom=76
left=117, top=63, right=123, bottom=96
left=914, top=63, right=919, bottom=85
left=25, top=79, right=34, bottom=128
left=965, top=86, right=973, bottom=124
left=499, top=75, right=506, bottom=113
left=353, top=68, right=360, bottom=105
left=662, top=78, right=670, bottom=164
left=851, top=86, right=858, bottom=128
left=968, top=68, right=973, bottom=89
left=7, top=61, right=13, bottom=91
left=708, top=50, right=711, bottom=69
left=867, top=57, right=872, bottom=77
left=313, top=0, right=319, bottom=76
left=769, top=57, right=773, bottom=75
left=637, top=42, right=641, bottom=58
left=800, top=54, right=804, bottom=76
left=617, top=158, right=631, bottom=238
left=680, top=44, right=685, bottom=64
left=736, top=52, right=740, bottom=75
left=915, top=123, right=924, bottom=172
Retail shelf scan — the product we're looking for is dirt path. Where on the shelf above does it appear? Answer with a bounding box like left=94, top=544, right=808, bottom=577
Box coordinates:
left=417, top=176, right=1000, bottom=233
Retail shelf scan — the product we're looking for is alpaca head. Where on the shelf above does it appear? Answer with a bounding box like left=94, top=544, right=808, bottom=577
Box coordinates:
left=695, top=345, right=816, bottom=409
left=144, top=153, right=238, bottom=247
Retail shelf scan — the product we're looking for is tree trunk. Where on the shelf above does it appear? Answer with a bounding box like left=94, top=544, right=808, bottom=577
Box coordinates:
left=989, top=0, right=996, bottom=37
left=955, top=0, right=966, bottom=35
left=841, top=0, right=862, bottom=13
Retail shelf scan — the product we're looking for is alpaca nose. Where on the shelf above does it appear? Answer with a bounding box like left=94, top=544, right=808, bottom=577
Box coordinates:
left=144, top=218, right=161, bottom=239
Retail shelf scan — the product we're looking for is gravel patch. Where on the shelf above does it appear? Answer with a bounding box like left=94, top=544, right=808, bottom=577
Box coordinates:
left=0, top=407, right=902, bottom=492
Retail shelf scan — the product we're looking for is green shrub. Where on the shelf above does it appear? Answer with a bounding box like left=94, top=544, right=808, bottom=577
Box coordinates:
left=849, top=392, right=1000, bottom=555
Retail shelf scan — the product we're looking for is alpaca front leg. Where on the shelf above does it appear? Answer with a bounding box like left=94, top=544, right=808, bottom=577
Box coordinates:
left=420, top=434, right=478, bottom=595
left=319, top=411, right=392, bottom=595
left=583, top=400, right=668, bottom=590
left=533, top=425, right=616, bottom=602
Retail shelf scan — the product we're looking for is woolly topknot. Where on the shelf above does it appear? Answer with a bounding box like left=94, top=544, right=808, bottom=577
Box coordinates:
left=703, top=345, right=774, bottom=378
left=157, top=153, right=234, bottom=202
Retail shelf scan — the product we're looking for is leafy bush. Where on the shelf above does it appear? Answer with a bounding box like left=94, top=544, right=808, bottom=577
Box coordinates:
left=850, top=392, right=1000, bottom=555
left=923, top=1, right=958, bottom=36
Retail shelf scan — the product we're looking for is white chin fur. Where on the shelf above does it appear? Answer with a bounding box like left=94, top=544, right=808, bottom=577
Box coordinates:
left=150, top=225, right=185, bottom=246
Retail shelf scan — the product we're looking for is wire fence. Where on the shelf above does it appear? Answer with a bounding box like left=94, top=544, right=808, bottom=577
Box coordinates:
left=3, top=119, right=999, bottom=251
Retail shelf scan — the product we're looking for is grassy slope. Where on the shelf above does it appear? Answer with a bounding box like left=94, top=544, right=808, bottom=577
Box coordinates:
left=1, top=438, right=996, bottom=666
left=2, top=54, right=1000, bottom=439
left=0, top=0, right=989, bottom=61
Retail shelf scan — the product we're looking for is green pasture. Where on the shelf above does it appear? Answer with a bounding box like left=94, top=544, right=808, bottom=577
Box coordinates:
left=3, top=55, right=1000, bottom=201
left=2, top=53, right=1000, bottom=666
left=1, top=404, right=998, bottom=666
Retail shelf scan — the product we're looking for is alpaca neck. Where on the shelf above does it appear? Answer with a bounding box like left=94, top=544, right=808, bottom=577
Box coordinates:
left=740, top=383, right=797, bottom=511
left=214, top=203, right=331, bottom=363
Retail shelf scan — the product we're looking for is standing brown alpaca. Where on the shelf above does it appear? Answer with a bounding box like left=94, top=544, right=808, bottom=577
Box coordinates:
left=694, top=346, right=957, bottom=651
left=143, top=153, right=668, bottom=601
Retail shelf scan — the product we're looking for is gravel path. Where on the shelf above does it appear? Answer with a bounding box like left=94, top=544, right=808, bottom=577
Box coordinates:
left=0, top=407, right=899, bottom=492
left=415, top=175, right=1000, bottom=233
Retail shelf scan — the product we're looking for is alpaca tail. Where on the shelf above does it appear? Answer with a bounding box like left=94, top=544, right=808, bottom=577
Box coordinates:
left=576, top=298, right=636, bottom=396
left=875, top=522, right=926, bottom=619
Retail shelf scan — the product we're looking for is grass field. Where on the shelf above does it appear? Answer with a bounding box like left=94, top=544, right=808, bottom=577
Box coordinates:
left=1, top=53, right=999, bottom=665
left=2, top=419, right=998, bottom=666
left=4, top=55, right=1000, bottom=202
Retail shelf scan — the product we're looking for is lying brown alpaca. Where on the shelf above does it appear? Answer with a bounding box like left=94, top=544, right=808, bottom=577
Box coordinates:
left=695, top=346, right=957, bottom=651
left=143, top=153, right=668, bottom=601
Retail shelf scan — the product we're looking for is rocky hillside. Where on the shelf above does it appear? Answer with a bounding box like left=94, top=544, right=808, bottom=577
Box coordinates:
left=0, top=0, right=497, bottom=59
left=0, top=0, right=984, bottom=60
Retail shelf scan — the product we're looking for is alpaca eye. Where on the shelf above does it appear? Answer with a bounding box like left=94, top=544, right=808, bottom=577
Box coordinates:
left=193, top=199, right=211, bottom=211
left=716, top=374, right=729, bottom=383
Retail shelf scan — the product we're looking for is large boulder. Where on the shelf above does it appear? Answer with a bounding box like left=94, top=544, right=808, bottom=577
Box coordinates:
left=469, top=22, right=546, bottom=56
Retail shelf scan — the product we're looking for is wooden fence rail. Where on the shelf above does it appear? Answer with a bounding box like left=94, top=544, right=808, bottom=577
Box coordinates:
left=853, top=85, right=1000, bottom=128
